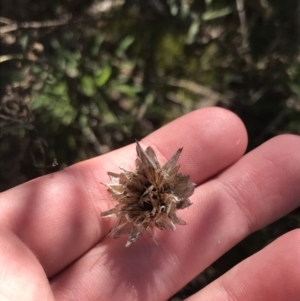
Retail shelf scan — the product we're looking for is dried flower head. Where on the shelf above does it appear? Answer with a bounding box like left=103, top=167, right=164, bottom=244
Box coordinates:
left=101, top=142, right=195, bottom=247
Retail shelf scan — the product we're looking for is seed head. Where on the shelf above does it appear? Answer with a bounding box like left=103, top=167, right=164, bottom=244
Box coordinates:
left=101, top=142, right=195, bottom=247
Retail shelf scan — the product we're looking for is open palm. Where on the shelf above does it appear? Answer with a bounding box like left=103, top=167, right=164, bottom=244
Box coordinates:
left=1, top=107, right=300, bottom=301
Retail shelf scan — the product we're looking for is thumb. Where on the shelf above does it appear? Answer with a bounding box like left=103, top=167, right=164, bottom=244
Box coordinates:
left=0, top=227, right=54, bottom=301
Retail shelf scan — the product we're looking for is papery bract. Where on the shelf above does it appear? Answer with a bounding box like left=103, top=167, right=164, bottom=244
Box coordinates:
left=101, top=142, right=195, bottom=247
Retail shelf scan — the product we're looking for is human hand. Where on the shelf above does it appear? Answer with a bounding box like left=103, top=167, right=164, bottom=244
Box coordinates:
left=0, top=107, right=299, bottom=301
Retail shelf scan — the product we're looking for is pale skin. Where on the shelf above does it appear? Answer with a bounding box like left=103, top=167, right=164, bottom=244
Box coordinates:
left=0, top=107, right=300, bottom=301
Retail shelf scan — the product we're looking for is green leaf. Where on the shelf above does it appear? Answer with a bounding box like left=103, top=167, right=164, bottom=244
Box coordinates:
left=80, top=75, right=96, bottom=96
left=289, top=83, right=300, bottom=95
left=203, top=7, right=232, bottom=21
left=186, top=16, right=201, bottom=44
left=116, top=36, right=135, bottom=57
left=113, top=83, right=142, bottom=97
left=95, top=65, right=112, bottom=87
left=20, top=34, right=29, bottom=50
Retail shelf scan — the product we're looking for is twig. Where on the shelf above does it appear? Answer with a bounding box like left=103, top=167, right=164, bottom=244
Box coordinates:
left=0, top=17, right=15, bottom=24
left=235, top=0, right=252, bottom=64
left=167, top=78, right=231, bottom=106
left=0, top=15, right=71, bottom=34
left=81, top=125, right=103, bottom=155
left=0, top=113, right=26, bottom=124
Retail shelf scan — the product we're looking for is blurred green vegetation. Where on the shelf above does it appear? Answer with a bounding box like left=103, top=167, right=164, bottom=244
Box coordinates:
left=1, top=0, right=299, bottom=299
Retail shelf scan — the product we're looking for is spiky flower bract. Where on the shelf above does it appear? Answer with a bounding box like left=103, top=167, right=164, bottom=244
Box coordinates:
left=101, top=142, right=195, bottom=247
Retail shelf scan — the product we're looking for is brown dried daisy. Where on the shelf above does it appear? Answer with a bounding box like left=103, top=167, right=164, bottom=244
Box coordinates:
left=101, top=141, right=195, bottom=247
